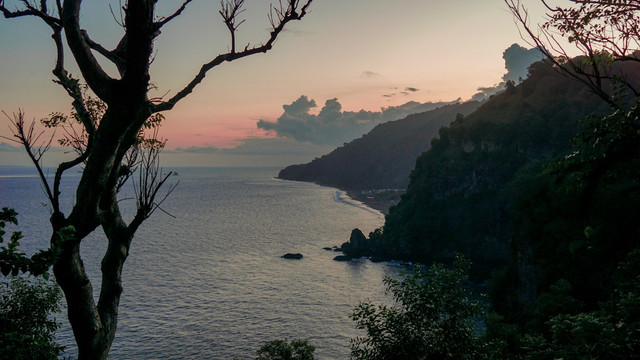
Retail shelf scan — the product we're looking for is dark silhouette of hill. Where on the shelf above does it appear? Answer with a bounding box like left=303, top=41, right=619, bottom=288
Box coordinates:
left=277, top=101, right=482, bottom=190
left=341, top=60, right=640, bottom=273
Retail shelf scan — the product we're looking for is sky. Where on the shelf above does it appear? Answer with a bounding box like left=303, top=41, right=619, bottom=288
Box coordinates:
left=0, top=0, right=553, bottom=167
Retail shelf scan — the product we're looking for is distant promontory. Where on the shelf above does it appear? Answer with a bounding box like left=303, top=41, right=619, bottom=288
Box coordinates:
left=277, top=101, right=482, bottom=212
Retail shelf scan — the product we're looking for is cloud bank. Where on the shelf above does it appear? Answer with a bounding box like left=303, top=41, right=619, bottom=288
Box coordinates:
left=257, top=96, right=460, bottom=146
left=0, top=142, right=21, bottom=152
left=502, top=43, right=545, bottom=83
left=259, top=44, right=544, bottom=147
left=169, top=137, right=333, bottom=156
left=471, top=43, right=544, bottom=101
left=161, top=137, right=335, bottom=167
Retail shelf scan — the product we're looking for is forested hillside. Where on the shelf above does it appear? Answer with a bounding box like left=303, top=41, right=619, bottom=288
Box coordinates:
left=378, top=61, right=613, bottom=266
left=342, top=61, right=613, bottom=268
left=341, top=57, right=640, bottom=358
left=277, top=101, right=481, bottom=189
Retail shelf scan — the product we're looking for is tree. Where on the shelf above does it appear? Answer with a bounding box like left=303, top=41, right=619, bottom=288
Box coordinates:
left=0, top=276, right=64, bottom=360
left=0, top=1, right=313, bottom=358
left=350, top=255, right=486, bottom=360
left=0, top=207, right=64, bottom=360
left=254, top=339, right=315, bottom=360
left=505, top=0, right=640, bottom=107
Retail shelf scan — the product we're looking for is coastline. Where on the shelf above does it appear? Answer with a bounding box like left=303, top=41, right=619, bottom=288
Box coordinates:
left=274, top=174, right=402, bottom=215
left=344, top=189, right=403, bottom=215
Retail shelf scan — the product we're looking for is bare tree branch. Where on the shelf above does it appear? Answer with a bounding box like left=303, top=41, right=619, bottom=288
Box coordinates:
left=82, top=30, right=126, bottom=74
left=130, top=144, right=178, bottom=230
left=61, top=0, right=116, bottom=102
left=151, top=0, right=313, bottom=113
left=2, top=111, right=56, bottom=209
left=50, top=31, right=96, bottom=139
left=505, top=0, right=640, bottom=107
left=220, top=0, right=246, bottom=53
left=0, top=0, right=60, bottom=26
left=153, top=0, right=193, bottom=32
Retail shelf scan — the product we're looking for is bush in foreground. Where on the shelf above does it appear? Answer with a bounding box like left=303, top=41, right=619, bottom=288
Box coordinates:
left=350, top=255, right=486, bottom=360
left=0, top=276, right=64, bottom=360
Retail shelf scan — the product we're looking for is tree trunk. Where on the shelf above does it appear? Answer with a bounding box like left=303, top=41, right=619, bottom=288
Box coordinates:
left=53, top=102, right=148, bottom=358
left=53, top=242, right=110, bottom=359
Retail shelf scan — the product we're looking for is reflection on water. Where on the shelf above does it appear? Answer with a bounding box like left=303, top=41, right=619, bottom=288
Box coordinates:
left=0, top=167, right=400, bottom=359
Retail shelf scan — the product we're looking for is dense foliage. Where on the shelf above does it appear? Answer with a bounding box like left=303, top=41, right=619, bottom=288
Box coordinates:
left=350, top=255, right=486, bottom=360
left=349, top=250, right=639, bottom=360
left=0, top=276, right=64, bottom=360
left=254, top=339, right=315, bottom=360
left=0, top=207, right=65, bottom=360
left=379, top=61, right=614, bottom=268
left=345, top=58, right=640, bottom=358
left=481, top=102, right=640, bottom=358
left=0, top=208, right=73, bottom=279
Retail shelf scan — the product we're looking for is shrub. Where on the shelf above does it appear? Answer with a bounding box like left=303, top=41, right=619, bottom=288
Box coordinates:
left=0, top=276, right=64, bottom=360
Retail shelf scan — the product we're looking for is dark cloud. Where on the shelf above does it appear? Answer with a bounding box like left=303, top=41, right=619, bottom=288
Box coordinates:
left=167, top=138, right=333, bottom=156
left=168, top=146, right=219, bottom=153
left=470, top=84, right=505, bottom=102
left=502, top=43, right=545, bottom=83
left=220, top=138, right=333, bottom=155
left=257, top=95, right=461, bottom=146
left=361, top=70, right=380, bottom=78
left=383, top=87, right=418, bottom=99
left=470, top=44, right=544, bottom=101
left=0, top=142, right=66, bottom=154
left=0, top=142, right=21, bottom=152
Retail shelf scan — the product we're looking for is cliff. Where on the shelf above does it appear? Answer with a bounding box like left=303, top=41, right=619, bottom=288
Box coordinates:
left=351, top=61, right=615, bottom=270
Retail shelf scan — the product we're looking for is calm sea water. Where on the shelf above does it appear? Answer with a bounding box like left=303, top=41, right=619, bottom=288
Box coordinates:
left=0, top=166, right=401, bottom=359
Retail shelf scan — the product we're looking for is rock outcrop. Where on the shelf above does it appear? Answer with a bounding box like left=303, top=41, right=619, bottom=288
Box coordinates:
left=281, top=253, right=303, bottom=260
left=340, top=228, right=369, bottom=258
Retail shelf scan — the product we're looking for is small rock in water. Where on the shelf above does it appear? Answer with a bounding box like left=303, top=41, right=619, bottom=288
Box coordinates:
left=333, top=255, right=352, bottom=261
left=323, top=247, right=333, bottom=251
left=281, top=253, right=304, bottom=260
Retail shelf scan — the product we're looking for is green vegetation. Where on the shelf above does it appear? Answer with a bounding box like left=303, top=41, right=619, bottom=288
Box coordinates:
left=278, top=101, right=481, bottom=190
left=348, top=251, right=639, bottom=360
left=0, top=208, right=64, bottom=360
left=341, top=2, right=640, bottom=352
left=480, top=103, right=640, bottom=359
left=0, top=276, right=64, bottom=360
left=1, top=207, right=71, bottom=279
left=339, top=57, right=640, bottom=359
left=344, top=88, right=640, bottom=357
left=235, top=339, right=315, bottom=360
left=379, top=60, right=611, bottom=268
left=255, top=339, right=315, bottom=360
left=339, top=60, right=613, bottom=272
left=350, top=255, right=485, bottom=360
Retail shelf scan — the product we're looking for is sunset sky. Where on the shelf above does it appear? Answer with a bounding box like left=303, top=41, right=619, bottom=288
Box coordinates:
left=0, top=0, right=554, bottom=166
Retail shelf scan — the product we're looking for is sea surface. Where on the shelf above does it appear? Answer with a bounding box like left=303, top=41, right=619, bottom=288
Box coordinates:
left=0, top=166, right=402, bottom=359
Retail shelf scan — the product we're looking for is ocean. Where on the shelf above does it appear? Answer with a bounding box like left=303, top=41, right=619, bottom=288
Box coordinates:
left=0, top=166, right=402, bottom=359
